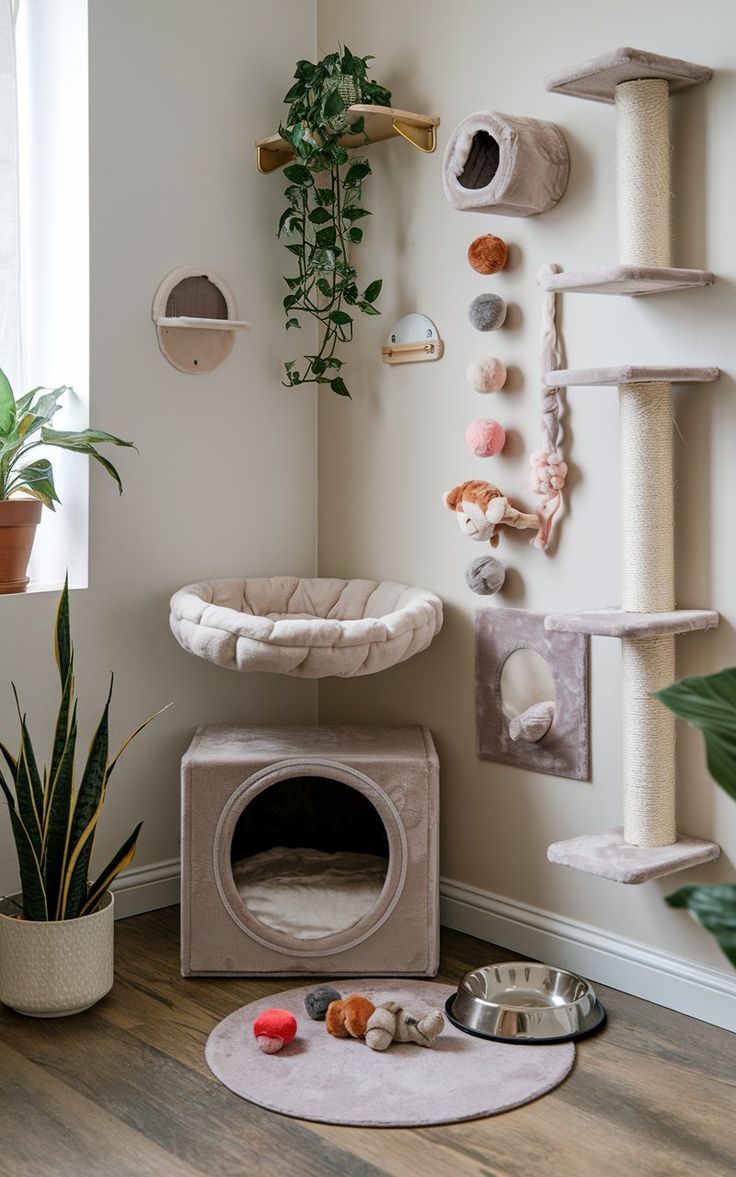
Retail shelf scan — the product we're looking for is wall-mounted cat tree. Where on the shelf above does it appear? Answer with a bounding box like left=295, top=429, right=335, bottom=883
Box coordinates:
left=540, top=47, right=720, bottom=884
left=255, top=105, right=439, bottom=173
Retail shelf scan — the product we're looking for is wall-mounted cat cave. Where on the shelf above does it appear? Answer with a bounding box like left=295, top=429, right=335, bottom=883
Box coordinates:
left=255, top=105, right=440, bottom=173
left=443, top=111, right=569, bottom=217
left=152, top=268, right=252, bottom=374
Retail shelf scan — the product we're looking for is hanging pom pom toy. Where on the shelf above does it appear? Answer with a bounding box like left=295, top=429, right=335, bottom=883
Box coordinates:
left=253, top=1008, right=298, bottom=1054
left=531, top=264, right=567, bottom=550
left=465, top=419, right=506, bottom=458
left=467, top=234, right=508, bottom=275
left=467, top=356, right=507, bottom=394
left=468, top=293, right=507, bottom=332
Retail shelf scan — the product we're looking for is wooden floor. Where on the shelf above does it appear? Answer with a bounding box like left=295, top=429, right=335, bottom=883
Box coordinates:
left=0, top=907, right=734, bottom=1177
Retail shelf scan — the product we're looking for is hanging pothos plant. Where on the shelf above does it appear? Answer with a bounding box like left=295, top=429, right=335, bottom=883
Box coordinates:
left=277, top=48, right=391, bottom=398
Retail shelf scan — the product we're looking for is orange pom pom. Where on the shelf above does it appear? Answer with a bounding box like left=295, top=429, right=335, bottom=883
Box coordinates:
left=467, top=235, right=508, bottom=275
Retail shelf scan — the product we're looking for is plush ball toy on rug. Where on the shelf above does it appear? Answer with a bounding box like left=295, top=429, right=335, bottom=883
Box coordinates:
left=253, top=1008, right=297, bottom=1054
left=467, top=356, right=507, bottom=394
left=326, top=995, right=375, bottom=1039
left=304, top=985, right=343, bottom=1021
left=365, top=1001, right=445, bottom=1051
left=465, top=418, right=506, bottom=458
left=467, top=234, right=508, bottom=275
left=468, top=293, right=507, bottom=332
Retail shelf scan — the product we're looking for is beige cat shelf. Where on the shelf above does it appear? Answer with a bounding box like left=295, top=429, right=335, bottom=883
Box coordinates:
left=152, top=267, right=252, bottom=374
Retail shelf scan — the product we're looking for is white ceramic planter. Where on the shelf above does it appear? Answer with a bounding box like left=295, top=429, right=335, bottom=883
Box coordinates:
left=0, top=890, right=114, bottom=1017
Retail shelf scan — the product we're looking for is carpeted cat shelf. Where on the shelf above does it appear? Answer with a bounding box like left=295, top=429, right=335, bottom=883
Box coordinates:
left=443, top=111, right=569, bottom=216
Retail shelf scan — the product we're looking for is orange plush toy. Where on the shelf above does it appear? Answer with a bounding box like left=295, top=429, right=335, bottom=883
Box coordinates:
left=444, top=480, right=540, bottom=548
left=325, top=995, right=376, bottom=1039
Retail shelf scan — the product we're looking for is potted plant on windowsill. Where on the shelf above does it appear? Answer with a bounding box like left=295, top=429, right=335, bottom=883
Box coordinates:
left=0, top=366, right=134, bottom=593
left=0, top=581, right=169, bottom=1016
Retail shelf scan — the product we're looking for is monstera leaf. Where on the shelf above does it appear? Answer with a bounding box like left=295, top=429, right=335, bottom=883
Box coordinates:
left=666, top=885, right=736, bottom=968
left=655, top=667, right=736, bottom=803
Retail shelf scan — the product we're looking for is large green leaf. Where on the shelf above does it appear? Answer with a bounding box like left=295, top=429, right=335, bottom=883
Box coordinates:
left=42, top=703, right=77, bottom=918
left=80, top=822, right=143, bottom=917
left=7, top=459, right=60, bottom=510
left=41, top=426, right=136, bottom=450
left=0, top=367, right=15, bottom=437
left=0, top=765, right=48, bottom=922
left=666, top=884, right=736, bottom=968
left=62, top=680, right=112, bottom=920
left=54, top=576, right=72, bottom=688
left=655, top=668, right=736, bottom=802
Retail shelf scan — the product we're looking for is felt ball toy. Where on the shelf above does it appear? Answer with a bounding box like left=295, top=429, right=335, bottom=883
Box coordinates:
left=253, top=1008, right=297, bottom=1054
left=468, top=293, right=507, bottom=331
left=467, top=234, right=508, bottom=275
left=304, top=985, right=342, bottom=1021
left=465, top=418, right=506, bottom=458
left=467, top=356, right=507, bottom=394
left=465, top=554, right=506, bottom=596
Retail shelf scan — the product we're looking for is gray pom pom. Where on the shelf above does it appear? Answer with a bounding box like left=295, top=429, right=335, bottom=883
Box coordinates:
left=468, top=293, right=507, bottom=332
left=465, top=555, right=505, bottom=595
left=304, top=985, right=342, bottom=1020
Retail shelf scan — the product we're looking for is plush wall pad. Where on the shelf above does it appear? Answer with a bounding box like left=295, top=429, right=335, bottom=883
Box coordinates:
left=232, top=848, right=387, bottom=940
left=170, top=577, right=443, bottom=678
left=205, top=980, right=575, bottom=1126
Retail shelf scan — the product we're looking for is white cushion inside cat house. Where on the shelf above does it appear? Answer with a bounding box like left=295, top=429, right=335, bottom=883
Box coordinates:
left=169, top=577, right=443, bottom=677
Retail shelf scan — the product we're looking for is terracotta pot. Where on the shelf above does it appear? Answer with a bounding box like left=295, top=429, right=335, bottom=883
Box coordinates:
left=0, top=891, right=114, bottom=1017
left=0, top=498, right=43, bottom=593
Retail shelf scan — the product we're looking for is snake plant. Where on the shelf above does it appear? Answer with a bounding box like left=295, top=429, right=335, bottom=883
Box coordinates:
left=0, top=580, right=169, bottom=921
left=656, top=668, right=736, bottom=967
left=0, top=367, right=134, bottom=507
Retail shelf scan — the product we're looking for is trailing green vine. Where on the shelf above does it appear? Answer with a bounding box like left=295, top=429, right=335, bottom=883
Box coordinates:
left=277, top=48, right=391, bottom=398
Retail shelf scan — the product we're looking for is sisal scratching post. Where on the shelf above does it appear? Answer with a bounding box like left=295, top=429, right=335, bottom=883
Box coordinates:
left=616, top=80, right=676, bottom=847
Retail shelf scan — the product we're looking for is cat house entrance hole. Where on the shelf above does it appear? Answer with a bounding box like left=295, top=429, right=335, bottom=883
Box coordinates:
left=499, top=647, right=556, bottom=721
left=458, top=130, right=500, bottom=190
left=229, top=775, right=390, bottom=941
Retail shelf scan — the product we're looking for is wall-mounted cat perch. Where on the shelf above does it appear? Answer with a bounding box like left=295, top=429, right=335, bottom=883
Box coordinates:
left=540, top=47, right=720, bottom=885
left=153, top=268, right=252, bottom=374
left=256, top=105, right=440, bottom=173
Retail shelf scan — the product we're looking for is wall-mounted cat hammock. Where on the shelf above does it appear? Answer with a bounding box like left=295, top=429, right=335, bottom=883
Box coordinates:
left=540, top=47, right=720, bottom=884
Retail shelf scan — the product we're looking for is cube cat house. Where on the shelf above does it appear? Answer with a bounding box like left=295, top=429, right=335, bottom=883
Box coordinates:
left=181, top=725, right=439, bottom=977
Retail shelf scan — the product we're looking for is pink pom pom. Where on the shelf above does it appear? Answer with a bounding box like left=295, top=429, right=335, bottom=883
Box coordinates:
left=253, top=1008, right=297, bottom=1054
left=465, top=419, right=506, bottom=458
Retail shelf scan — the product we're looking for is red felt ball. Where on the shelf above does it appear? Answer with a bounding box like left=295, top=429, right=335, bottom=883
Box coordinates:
left=253, top=1008, right=297, bottom=1054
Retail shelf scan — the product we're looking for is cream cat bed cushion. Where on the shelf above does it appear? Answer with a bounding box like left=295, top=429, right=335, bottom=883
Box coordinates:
left=232, top=847, right=388, bottom=940
left=169, top=577, right=443, bottom=678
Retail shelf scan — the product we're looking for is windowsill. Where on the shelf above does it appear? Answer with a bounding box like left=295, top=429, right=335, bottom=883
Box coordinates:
left=0, top=578, right=86, bottom=600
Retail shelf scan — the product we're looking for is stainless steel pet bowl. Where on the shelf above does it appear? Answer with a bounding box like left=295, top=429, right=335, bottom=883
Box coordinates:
left=445, top=961, right=606, bottom=1044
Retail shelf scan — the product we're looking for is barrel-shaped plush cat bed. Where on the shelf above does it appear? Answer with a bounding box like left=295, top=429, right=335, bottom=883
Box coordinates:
left=170, top=577, right=443, bottom=678
left=443, top=111, right=569, bottom=217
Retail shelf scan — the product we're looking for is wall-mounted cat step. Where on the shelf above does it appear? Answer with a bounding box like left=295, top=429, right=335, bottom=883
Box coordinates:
left=538, top=266, right=714, bottom=297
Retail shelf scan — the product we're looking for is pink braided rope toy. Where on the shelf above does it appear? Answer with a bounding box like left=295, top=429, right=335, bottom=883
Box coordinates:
left=531, top=263, right=567, bottom=549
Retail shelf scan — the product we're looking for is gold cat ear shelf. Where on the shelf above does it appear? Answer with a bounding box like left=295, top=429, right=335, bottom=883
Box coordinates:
left=255, top=105, right=440, bottom=173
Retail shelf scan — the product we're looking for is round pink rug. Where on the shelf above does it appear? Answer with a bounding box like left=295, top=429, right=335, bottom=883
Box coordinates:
left=205, top=979, right=575, bottom=1126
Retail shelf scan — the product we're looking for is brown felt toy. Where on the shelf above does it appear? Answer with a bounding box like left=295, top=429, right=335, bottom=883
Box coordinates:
left=325, top=995, right=376, bottom=1039
left=468, top=234, right=508, bottom=275
left=444, top=479, right=539, bottom=548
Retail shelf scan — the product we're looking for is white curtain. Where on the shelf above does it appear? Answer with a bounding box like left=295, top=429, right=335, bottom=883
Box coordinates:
left=0, top=0, right=20, bottom=391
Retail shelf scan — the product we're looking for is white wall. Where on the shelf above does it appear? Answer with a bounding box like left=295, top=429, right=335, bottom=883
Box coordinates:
left=0, top=0, right=318, bottom=895
left=317, top=0, right=736, bottom=977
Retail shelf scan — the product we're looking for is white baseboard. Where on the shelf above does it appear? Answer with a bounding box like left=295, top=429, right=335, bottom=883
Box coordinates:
left=110, top=856, right=180, bottom=919
left=441, top=877, right=736, bottom=1033
left=109, top=857, right=736, bottom=1033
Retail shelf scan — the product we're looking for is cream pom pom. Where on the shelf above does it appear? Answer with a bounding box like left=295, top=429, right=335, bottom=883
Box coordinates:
left=466, top=356, right=507, bottom=394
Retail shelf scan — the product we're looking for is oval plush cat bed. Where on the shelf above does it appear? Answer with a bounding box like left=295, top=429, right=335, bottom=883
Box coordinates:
left=170, top=577, right=443, bottom=678
left=443, top=111, right=569, bottom=217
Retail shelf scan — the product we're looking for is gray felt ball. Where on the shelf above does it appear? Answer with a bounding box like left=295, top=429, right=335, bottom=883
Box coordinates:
left=465, top=555, right=506, bottom=595
left=468, top=293, right=507, bottom=332
left=304, top=985, right=343, bottom=1020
